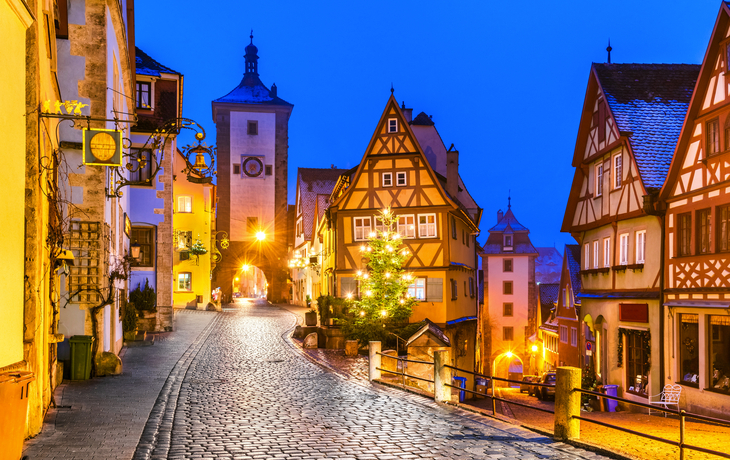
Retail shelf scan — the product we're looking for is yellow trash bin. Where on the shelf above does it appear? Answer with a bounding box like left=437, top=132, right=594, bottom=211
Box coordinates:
left=0, top=371, right=35, bottom=460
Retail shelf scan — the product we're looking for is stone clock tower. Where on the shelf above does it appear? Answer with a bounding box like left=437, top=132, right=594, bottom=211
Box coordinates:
left=212, top=33, right=293, bottom=302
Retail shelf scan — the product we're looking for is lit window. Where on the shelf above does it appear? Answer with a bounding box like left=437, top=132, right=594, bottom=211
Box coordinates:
left=584, top=243, right=590, bottom=270
left=177, top=272, right=192, bottom=291
left=374, top=217, right=386, bottom=234
left=560, top=325, right=568, bottom=343
left=382, top=172, right=392, bottom=187
left=619, top=233, right=629, bottom=265
left=353, top=217, right=371, bottom=241
left=571, top=328, right=578, bottom=347
left=136, top=81, right=151, bottom=109
left=614, top=154, right=623, bottom=189
left=177, top=196, right=192, bottom=213
left=595, top=163, right=603, bottom=196
left=396, top=172, right=407, bottom=186
left=397, top=215, right=415, bottom=238
left=635, top=230, right=646, bottom=264
left=408, top=278, right=426, bottom=300
left=418, top=214, right=436, bottom=238
left=388, top=118, right=398, bottom=133
left=129, top=149, right=153, bottom=183
left=593, top=240, right=599, bottom=269
left=603, top=237, right=611, bottom=267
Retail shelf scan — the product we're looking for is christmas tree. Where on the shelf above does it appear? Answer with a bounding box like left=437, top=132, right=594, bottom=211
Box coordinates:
left=345, top=208, right=418, bottom=344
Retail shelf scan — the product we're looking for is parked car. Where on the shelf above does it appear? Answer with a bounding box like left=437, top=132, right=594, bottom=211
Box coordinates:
left=535, top=372, right=557, bottom=400
left=520, top=375, right=538, bottom=393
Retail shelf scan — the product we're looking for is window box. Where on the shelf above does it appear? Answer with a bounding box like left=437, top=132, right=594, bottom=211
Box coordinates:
left=580, top=268, right=609, bottom=275
left=626, top=263, right=644, bottom=271
left=612, top=265, right=628, bottom=272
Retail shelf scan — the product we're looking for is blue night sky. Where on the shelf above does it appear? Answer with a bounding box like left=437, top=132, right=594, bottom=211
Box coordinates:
left=136, top=1, right=720, bottom=249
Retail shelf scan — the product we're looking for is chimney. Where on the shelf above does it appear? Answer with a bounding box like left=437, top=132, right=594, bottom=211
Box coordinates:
left=401, top=101, right=413, bottom=123
left=497, top=209, right=504, bottom=222
left=271, top=83, right=277, bottom=98
left=446, top=150, right=459, bottom=198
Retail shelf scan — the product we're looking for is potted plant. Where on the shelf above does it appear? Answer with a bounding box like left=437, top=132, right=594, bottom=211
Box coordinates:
left=130, top=279, right=157, bottom=331
left=122, top=301, right=137, bottom=341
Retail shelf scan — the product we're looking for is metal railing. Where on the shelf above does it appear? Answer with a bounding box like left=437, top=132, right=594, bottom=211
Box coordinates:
left=367, top=342, right=730, bottom=460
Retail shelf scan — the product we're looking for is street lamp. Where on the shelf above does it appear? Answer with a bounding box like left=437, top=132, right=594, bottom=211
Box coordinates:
left=256, top=231, right=266, bottom=242
left=130, top=241, right=141, bottom=260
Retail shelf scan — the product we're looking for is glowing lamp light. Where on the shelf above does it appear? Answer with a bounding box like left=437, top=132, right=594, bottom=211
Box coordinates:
left=363, top=274, right=369, bottom=279
left=385, top=272, right=391, bottom=278
left=357, top=270, right=362, bottom=276
left=347, top=293, right=353, bottom=299
left=242, top=264, right=250, bottom=271
left=386, top=245, right=393, bottom=252
left=256, top=231, right=266, bottom=241
left=380, top=310, right=387, bottom=317
left=360, top=245, right=366, bottom=252
left=505, top=351, right=513, bottom=358
left=531, top=344, right=538, bottom=353
left=399, top=299, right=404, bottom=304
left=360, top=310, right=365, bottom=316
left=369, top=232, right=376, bottom=238
left=365, top=290, right=373, bottom=296
left=235, top=277, right=240, bottom=282
left=367, top=247, right=372, bottom=252
left=383, top=208, right=390, bottom=215
left=130, top=241, right=141, bottom=260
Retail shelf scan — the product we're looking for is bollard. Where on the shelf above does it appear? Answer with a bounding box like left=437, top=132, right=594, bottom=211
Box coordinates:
left=433, top=350, right=451, bottom=403
left=554, top=366, right=581, bottom=441
left=369, top=341, right=381, bottom=382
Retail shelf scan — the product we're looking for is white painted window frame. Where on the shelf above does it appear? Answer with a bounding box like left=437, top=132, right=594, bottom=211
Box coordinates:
left=619, top=233, right=629, bottom=265
left=397, top=215, right=415, bottom=239
left=388, top=118, right=398, bottom=133
left=177, top=196, right=192, bottom=213
left=353, top=216, right=372, bottom=242
left=584, top=243, right=590, bottom=270
left=382, top=172, right=393, bottom=187
left=603, top=237, right=611, bottom=267
left=636, top=230, right=646, bottom=264
left=593, top=240, right=599, bottom=269
left=408, top=277, right=426, bottom=300
left=614, top=154, right=623, bottom=189
left=417, top=213, right=437, bottom=238
left=560, top=325, right=568, bottom=343
left=396, top=171, right=407, bottom=186
left=595, top=163, right=603, bottom=197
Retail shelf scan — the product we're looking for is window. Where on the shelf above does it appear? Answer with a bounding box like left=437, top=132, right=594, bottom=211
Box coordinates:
left=176, top=231, right=192, bottom=251
left=593, top=240, right=599, bottom=269
left=466, top=234, right=470, bottom=247
left=396, top=172, right=407, bottom=186
left=679, top=314, right=699, bottom=387
left=584, top=243, right=590, bottom=269
left=503, top=259, right=513, bottom=272
left=382, top=172, right=393, bottom=187
left=571, top=328, right=578, bottom=347
left=177, top=272, right=192, bottom=291
left=397, top=215, right=415, bottom=239
left=597, top=99, right=606, bottom=143
left=504, top=234, right=513, bottom=247
left=469, top=278, right=474, bottom=298
left=562, top=288, right=568, bottom=308
left=719, top=205, right=730, bottom=252
left=247, top=120, right=258, bottom=135
left=503, top=281, right=513, bottom=295
left=265, top=165, right=272, bottom=176
left=503, top=302, right=513, bottom=317
left=603, top=237, right=611, bottom=267
left=635, top=230, right=646, bottom=264
left=388, top=118, right=398, bottom=133
left=678, top=212, right=692, bottom=256
left=619, top=233, right=629, bottom=265
left=247, top=217, right=259, bottom=235
left=709, top=316, right=730, bottom=394
left=340, top=277, right=358, bottom=298
left=451, top=216, right=457, bottom=239
left=614, top=154, right=622, bottom=189
left=697, top=208, right=711, bottom=254
left=450, top=279, right=457, bottom=300
left=407, top=278, right=426, bottom=300
left=353, top=217, right=371, bottom=241
left=625, top=330, right=650, bottom=397
left=130, top=227, right=154, bottom=267
left=462, top=229, right=465, bottom=244
left=725, top=117, right=730, bottom=151
left=177, top=196, right=192, bottom=213
left=233, top=164, right=241, bottom=175
left=560, top=325, right=568, bottom=343
left=707, top=118, right=720, bottom=157
left=129, top=149, right=152, bottom=183
left=595, top=163, right=603, bottom=197
left=503, top=327, right=514, bottom=342
left=463, top=281, right=467, bottom=297
left=136, top=81, right=151, bottom=109
left=374, top=217, right=386, bottom=234
left=296, top=219, right=303, bottom=238
left=418, top=214, right=436, bottom=238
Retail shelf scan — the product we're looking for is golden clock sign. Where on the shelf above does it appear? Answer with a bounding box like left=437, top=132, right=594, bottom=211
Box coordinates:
left=82, top=128, right=122, bottom=166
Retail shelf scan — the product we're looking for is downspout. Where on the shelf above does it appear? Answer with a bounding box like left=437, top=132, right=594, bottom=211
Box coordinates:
left=643, top=192, right=666, bottom=386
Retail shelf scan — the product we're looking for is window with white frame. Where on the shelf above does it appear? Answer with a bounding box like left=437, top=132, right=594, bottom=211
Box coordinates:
left=136, top=81, right=151, bottom=109
left=396, top=172, right=407, bottom=186
left=614, top=154, right=623, bottom=189
left=619, top=233, right=629, bottom=265
left=374, top=217, right=386, bottom=234
left=560, top=325, right=568, bottom=343
left=382, top=172, right=393, bottom=187
left=418, top=214, right=437, bottom=238
left=584, top=243, right=590, bottom=270
left=397, top=215, right=415, bottom=238
left=595, top=163, right=603, bottom=196
left=353, top=217, right=372, bottom=241
left=636, top=230, right=646, bottom=264
left=603, top=237, right=611, bottom=267
left=593, top=240, right=599, bottom=269
left=388, top=118, right=398, bottom=133
left=177, top=272, right=192, bottom=291
left=177, top=196, right=192, bottom=213
left=571, top=327, right=578, bottom=347
left=408, top=277, right=426, bottom=300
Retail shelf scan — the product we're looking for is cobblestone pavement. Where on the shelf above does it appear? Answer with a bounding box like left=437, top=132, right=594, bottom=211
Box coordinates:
left=138, top=298, right=609, bottom=460
left=22, top=309, right=218, bottom=460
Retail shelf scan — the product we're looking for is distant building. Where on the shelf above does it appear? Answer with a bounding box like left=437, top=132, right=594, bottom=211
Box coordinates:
left=535, top=247, right=562, bottom=284
left=555, top=245, right=583, bottom=370
left=479, top=203, right=538, bottom=381
left=537, top=283, right=560, bottom=373
left=212, top=34, right=293, bottom=302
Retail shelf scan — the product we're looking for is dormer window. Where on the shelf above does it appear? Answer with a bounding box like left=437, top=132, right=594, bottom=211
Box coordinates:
left=503, top=234, right=513, bottom=250
left=388, top=118, right=398, bottom=133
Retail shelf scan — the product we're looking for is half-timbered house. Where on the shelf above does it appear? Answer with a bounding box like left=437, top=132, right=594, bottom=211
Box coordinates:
left=563, top=63, right=699, bottom=405
left=556, top=245, right=583, bottom=370
left=659, top=3, right=730, bottom=417
left=327, top=95, right=482, bottom=382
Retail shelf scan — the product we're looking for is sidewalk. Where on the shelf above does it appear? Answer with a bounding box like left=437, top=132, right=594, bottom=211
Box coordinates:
left=22, top=310, right=217, bottom=460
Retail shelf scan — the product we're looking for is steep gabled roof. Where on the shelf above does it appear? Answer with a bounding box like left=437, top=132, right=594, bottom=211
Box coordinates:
left=297, top=168, right=346, bottom=242
left=539, top=283, right=559, bottom=328
left=594, top=63, right=699, bottom=191
left=481, top=206, right=537, bottom=255
left=410, top=111, right=434, bottom=126
left=536, top=247, right=563, bottom=284
left=565, top=244, right=582, bottom=305
left=488, top=208, right=528, bottom=232
left=135, top=47, right=179, bottom=76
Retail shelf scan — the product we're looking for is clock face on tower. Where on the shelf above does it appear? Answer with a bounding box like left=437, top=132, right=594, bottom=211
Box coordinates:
left=82, top=128, right=122, bottom=166
left=241, top=156, right=265, bottom=178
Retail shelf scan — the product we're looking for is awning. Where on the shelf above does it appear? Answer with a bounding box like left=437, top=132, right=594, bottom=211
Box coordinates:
left=663, top=300, right=730, bottom=309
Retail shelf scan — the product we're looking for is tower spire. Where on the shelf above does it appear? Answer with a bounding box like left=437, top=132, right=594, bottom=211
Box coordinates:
left=508, top=190, right=511, bottom=210
left=607, top=39, right=612, bottom=64
left=244, top=30, right=259, bottom=76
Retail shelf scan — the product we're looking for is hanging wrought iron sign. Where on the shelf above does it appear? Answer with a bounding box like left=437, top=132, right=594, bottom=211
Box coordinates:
left=83, top=128, right=122, bottom=166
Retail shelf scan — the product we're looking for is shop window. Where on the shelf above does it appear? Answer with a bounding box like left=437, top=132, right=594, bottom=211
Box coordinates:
left=625, top=330, right=650, bottom=398
left=710, top=315, right=730, bottom=394
left=679, top=314, right=699, bottom=387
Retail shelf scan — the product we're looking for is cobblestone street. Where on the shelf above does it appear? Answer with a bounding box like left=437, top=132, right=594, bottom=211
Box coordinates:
left=24, top=299, right=611, bottom=459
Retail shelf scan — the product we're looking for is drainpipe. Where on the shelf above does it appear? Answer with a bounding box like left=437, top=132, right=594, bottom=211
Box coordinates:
left=643, top=193, right=666, bottom=386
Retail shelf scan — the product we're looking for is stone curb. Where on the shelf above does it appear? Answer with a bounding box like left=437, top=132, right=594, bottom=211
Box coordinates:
left=131, top=312, right=221, bottom=460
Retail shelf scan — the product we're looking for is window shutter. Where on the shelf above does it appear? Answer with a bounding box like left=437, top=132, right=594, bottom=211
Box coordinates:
left=426, top=277, right=443, bottom=302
